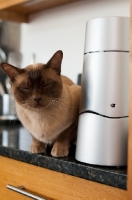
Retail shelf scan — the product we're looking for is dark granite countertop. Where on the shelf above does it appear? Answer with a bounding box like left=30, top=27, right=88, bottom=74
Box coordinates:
left=0, top=120, right=127, bottom=190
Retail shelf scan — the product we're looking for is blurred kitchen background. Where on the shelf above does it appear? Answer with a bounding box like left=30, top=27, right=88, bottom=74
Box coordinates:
left=0, top=0, right=130, bottom=85
left=20, top=0, right=130, bottom=83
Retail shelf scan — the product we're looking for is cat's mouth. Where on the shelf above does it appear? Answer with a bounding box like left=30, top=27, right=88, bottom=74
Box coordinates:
left=31, top=102, right=45, bottom=109
left=28, top=101, right=51, bottom=110
left=33, top=104, right=42, bottom=108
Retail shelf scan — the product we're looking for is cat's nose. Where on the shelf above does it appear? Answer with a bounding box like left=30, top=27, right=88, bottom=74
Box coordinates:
left=33, top=97, right=42, bottom=103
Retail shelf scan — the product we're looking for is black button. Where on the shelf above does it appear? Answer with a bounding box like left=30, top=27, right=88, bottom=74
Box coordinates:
left=111, top=104, right=116, bottom=107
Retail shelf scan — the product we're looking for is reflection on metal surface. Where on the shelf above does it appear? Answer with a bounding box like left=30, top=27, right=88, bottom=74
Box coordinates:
left=0, top=116, right=18, bottom=120
left=2, top=130, right=8, bottom=147
left=0, top=122, right=32, bottom=151
left=19, top=127, right=32, bottom=151
left=0, top=94, right=17, bottom=118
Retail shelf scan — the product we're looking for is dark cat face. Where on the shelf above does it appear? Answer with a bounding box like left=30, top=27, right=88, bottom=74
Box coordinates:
left=1, top=51, right=63, bottom=110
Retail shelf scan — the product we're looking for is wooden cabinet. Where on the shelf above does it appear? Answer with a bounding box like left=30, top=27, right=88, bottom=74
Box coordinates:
left=0, top=156, right=127, bottom=200
left=0, top=0, right=80, bottom=23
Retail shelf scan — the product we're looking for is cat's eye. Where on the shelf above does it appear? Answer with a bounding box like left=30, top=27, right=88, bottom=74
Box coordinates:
left=21, top=87, right=31, bottom=92
left=23, top=88, right=30, bottom=90
left=43, top=83, right=52, bottom=88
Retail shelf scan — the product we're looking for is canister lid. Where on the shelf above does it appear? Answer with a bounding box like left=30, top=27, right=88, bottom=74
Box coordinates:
left=84, top=17, right=130, bottom=53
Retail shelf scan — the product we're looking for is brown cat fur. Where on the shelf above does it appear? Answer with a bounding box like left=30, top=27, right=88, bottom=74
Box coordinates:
left=1, top=51, right=81, bottom=157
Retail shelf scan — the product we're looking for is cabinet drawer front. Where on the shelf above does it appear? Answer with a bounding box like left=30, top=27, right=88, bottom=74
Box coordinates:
left=0, top=156, right=127, bottom=200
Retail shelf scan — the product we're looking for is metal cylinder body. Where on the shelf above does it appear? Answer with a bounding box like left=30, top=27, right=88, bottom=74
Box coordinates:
left=75, top=17, right=130, bottom=166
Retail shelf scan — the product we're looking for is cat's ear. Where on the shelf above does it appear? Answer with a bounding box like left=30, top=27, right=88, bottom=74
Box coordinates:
left=1, top=63, right=23, bottom=82
left=47, top=50, right=63, bottom=75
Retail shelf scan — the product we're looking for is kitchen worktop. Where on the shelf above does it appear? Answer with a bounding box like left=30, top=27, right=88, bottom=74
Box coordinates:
left=0, top=120, right=127, bottom=190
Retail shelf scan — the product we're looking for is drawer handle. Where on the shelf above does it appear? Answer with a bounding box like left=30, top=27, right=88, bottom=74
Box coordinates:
left=7, top=184, right=48, bottom=200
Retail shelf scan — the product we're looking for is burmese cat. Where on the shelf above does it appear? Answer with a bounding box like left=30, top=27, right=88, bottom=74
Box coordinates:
left=1, top=50, right=81, bottom=157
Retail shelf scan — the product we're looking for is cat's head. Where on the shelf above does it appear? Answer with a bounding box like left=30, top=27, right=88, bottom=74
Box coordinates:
left=1, top=50, right=63, bottom=110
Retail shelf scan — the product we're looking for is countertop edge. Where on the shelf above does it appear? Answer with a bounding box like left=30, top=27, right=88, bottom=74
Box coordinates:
left=0, top=146, right=127, bottom=190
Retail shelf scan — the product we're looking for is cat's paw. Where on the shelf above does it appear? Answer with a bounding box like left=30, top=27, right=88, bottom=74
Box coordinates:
left=30, top=143, right=46, bottom=154
left=51, top=143, right=69, bottom=157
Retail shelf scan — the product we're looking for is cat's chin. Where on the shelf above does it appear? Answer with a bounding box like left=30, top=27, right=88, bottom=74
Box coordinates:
left=29, top=105, right=44, bottom=110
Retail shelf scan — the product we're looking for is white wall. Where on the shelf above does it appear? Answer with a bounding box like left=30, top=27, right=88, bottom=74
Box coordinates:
left=20, top=0, right=129, bottom=83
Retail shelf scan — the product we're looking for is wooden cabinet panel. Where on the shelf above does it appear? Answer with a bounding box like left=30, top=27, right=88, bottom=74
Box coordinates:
left=0, top=0, right=80, bottom=23
left=0, top=0, right=28, bottom=9
left=0, top=156, right=127, bottom=200
left=0, top=10, right=28, bottom=23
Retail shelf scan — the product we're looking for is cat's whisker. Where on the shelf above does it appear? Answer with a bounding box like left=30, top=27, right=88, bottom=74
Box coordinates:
left=49, top=99, right=67, bottom=108
left=17, top=104, right=29, bottom=119
left=48, top=100, right=67, bottom=117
